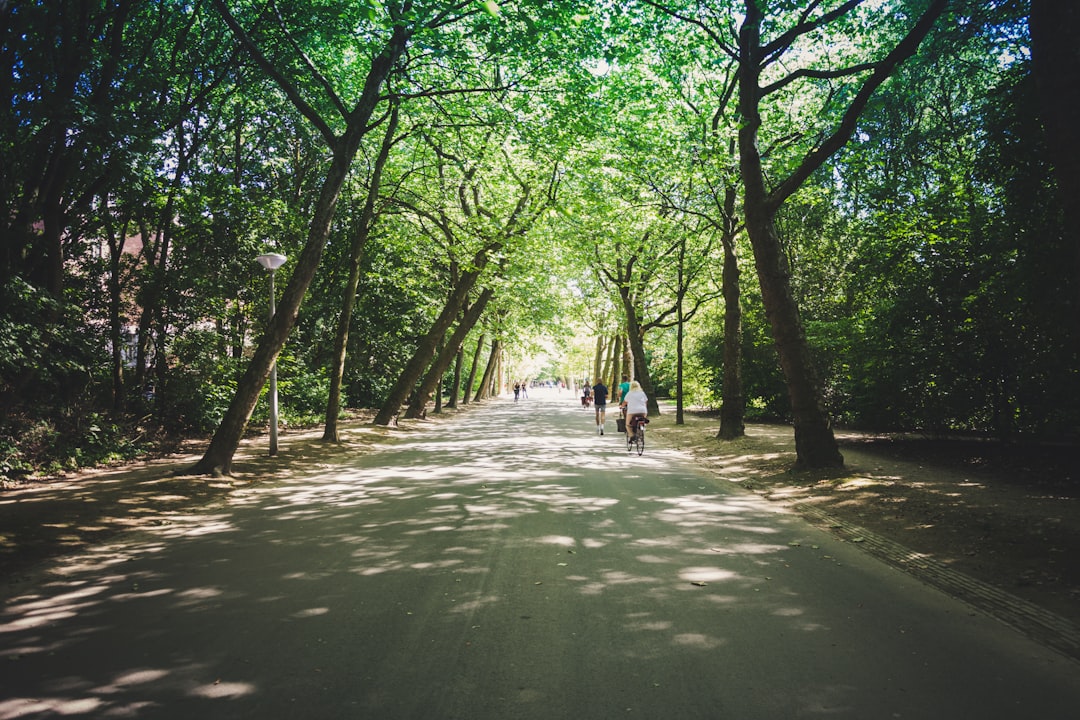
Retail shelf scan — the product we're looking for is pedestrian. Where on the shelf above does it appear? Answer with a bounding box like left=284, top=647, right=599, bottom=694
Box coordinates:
left=592, top=378, right=609, bottom=434
left=514, top=382, right=521, bottom=402
left=619, top=380, right=648, bottom=440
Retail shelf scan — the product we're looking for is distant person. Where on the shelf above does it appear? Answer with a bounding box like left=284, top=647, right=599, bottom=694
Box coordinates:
left=618, top=375, right=630, bottom=403
left=592, top=379, right=609, bottom=435
left=514, top=382, right=521, bottom=401
left=619, top=380, right=648, bottom=440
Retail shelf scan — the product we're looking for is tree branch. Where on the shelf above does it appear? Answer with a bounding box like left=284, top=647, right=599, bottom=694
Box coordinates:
left=761, top=62, right=877, bottom=96
left=768, top=0, right=949, bottom=212
left=208, top=0, right=337, bottom=144
left=267, top=0, right=349, bottom=120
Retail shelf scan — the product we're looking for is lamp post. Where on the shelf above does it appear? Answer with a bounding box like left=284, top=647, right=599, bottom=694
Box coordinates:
left=256, top=252, right=287, bottom=456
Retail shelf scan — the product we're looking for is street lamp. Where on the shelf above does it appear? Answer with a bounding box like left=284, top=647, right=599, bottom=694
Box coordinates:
left=256, top=252, right=287, bottom=456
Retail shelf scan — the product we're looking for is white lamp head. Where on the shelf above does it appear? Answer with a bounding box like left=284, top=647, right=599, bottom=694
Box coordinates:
left=256, top=253, right=287, bottom=271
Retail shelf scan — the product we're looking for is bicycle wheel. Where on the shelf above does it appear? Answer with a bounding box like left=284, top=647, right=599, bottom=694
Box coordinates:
left=635, top=427, right=645, bottom=455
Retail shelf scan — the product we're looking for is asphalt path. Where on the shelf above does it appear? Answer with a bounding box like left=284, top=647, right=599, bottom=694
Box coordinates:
left=2, top=390, right=1079, bottom=719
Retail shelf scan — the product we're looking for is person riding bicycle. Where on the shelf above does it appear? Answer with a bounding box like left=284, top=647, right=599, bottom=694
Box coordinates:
left=619, top=380, right=648, bottom=440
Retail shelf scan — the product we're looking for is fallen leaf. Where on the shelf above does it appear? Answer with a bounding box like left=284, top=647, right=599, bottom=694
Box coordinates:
left=690, top=581, right=707, bottom=587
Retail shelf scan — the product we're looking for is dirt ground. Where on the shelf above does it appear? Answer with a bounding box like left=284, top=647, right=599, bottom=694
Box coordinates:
left=651, top=412, right=1080, bottom=628
left=2, top=406, right=1079, bottom=633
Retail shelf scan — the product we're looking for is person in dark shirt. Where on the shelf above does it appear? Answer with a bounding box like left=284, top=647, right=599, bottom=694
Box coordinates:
left=592, top=380, right=609, bottom=435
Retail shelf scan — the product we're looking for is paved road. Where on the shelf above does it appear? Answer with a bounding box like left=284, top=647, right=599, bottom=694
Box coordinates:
left=2, top=391, right=1079, bottom=719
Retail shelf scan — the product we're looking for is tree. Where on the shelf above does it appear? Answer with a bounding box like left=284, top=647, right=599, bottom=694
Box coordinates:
left=323, top=101, right=401, bottom=442
left=736, top=0, right=947, bottom=468
left=191, top=0, right=442, bottom=475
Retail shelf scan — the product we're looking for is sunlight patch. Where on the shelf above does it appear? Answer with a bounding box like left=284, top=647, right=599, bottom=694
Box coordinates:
left=292, top=607, right=329, bottom=618
left=189, top=680, right=256, bottom=699
left=537, top=535, right=576, bottom=547
left=679, top=567, right=738, bottom=583
left=0, top=696, right=104, bottom=716
left=672, top=633, right=725, bottom=650
left=110, top=668, right=170, bottom=686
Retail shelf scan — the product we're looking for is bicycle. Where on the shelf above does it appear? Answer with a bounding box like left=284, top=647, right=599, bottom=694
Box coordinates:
left=626, top=417, right=645, bottom=455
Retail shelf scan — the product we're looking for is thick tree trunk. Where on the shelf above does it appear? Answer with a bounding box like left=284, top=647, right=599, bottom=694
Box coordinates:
left=745, top=217, right=841, bottom=468
left=190, top=25, right=408, bottom=475
left=404, top=287, right=494, bottom=418
left=718, top=229, right=745, bottom=440
left=737, top=2, right=840, bottom=468
left=323, top=103, right=399, bottom=442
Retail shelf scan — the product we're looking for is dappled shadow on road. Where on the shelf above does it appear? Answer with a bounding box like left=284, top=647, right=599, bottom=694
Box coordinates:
left=2, top=394, right=1071, bottom=719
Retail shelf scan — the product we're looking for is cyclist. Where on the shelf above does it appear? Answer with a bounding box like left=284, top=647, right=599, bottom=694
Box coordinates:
left=619, top=380, right=648, bottom=441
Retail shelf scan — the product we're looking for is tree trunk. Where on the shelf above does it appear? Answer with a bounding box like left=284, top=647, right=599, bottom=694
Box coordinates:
left=448, top=344, right=464, bottom=408
left=190, top=24, right=409, bottom=475
left=610, top=334, right=624, bottom=400
left=474, top=339, right=501, bottom=402
left=592, top=335, right=605, bottom=385
left=433, top=338, right=445, bottom=414
left=737, top=2, right=840, bottom=468
left=323, top=102, right=399, bottom=442
left=718, top=229, right=745, bottom=440
left=404, top=287, right=494, bottom=418
left=618, top=288, right=661, bottom=415
left=462, top=334, right=484, bottom=406
left=675, top=238, right=686, bottom=425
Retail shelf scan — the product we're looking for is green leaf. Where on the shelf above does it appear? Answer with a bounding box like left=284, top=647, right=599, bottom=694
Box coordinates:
left=477, top=0, right=500, bottom=18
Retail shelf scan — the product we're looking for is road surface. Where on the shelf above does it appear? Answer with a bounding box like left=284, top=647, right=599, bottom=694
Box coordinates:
left=2, top=390, right=1079, bottom=718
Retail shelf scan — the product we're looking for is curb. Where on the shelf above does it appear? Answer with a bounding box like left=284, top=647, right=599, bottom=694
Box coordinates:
left=795, top=503, right=1080, bottom=664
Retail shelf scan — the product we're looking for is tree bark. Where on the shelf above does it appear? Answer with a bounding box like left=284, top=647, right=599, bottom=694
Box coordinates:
left=448, top=344, right=464, bottom=408
left=462, top=334, right=485, bottom=406
left=618, top=285, right=661, bottom=415
left=474, top=339, right=501, bottom=402
left=718, top=228, right=745, bottom=439
left=592, top=335, right=605, bottom=385
left=610, top=334, right=624, bottom=400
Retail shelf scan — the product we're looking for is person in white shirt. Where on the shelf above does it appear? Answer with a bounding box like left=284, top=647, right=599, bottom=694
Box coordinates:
left=619, top=380, right=648, bottom=439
